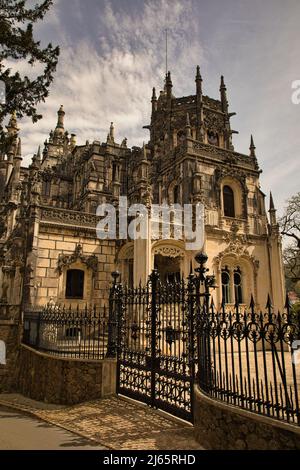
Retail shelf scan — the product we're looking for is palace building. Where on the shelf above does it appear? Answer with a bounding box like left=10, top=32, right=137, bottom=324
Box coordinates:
left=0, top=67, right=285, bottom=318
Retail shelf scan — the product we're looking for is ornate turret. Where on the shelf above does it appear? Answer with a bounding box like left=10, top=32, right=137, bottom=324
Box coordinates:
left=151, top=87, right=157, bottom=113
left=54, top=105, right=65, bottom=134
left=107, top=122, right=115, bottom=144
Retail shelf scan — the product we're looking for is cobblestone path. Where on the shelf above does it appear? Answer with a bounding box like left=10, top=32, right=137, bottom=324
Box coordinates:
left=0, top=394, right=203, bottom=450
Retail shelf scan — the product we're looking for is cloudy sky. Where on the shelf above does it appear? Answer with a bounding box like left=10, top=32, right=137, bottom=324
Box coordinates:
left=12, top=0, right=300, bottom=215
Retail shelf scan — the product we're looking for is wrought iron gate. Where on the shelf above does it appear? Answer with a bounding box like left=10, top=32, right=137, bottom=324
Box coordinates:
left=111, top=270, right=198, bottom=422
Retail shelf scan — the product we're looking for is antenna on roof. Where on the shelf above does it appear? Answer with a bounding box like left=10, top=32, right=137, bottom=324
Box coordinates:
left=165, top=28, right=168, bottom=76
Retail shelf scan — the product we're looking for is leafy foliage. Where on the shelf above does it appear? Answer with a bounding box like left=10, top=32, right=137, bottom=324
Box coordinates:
left=0, top=0, right=59, bottom=130
left=280, top=192, right=300, bottom=293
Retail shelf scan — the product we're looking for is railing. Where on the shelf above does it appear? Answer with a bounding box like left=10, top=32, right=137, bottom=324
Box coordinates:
left=23, top=305, right=113, bottom=360
left=197, top=297, right=300, bottom=425
left=21, top=257, right=300, bottom=427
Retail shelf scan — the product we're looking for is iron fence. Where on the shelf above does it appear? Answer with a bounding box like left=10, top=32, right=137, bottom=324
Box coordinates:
left=196, top=296, right=300, bottom=425
left=21, top=253, right=300, bottom=427
left=23, top=305, right=111, bottom=360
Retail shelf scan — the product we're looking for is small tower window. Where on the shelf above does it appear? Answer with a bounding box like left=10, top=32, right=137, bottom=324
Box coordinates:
left=173, top=185, right=180, bottom=204
left=223, top=185, right=235, bottom=217
left=42, top=180, right=51, bottom=197
left=234, top=267, right=243, bottom=304
left=65, top=269, right=84, bottom=299
left=221, top=267, right=231, bottom=304
left=207, top=130, right=219, bottom=146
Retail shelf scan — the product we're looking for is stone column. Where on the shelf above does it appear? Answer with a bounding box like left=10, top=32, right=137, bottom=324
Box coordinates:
left=133, top=213, right=152, bottom=286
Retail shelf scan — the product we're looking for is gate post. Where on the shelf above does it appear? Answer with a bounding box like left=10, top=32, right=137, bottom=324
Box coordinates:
left=194, top=253, right=216, bottom=393
left=150, top=269, right=159, bottom=408
left=106, top=271, right=121, bottom=358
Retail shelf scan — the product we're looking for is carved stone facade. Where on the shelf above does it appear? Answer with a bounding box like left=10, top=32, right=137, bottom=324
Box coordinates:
left=0, top=68, right=285, bottom=322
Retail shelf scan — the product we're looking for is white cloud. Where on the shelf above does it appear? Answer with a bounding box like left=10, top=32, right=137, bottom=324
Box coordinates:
left=18, top=0, right=204, bottom=162
left=14, top=0, right=299, bottom=216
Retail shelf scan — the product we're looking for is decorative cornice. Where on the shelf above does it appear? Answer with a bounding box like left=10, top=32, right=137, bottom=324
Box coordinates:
left=56, top=243, right=98, bottom=275
left=152, top=244, right=185, bottom=258
left=41, top=206, right=99, bottom=228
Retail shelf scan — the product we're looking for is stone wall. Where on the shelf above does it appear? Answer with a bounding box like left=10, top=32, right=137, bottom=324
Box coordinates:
left=194, top=386, right=300, bottom=450
left=17, top=344, right=116, bottom=405
left=0, top=319, right=20, bottom=393
left=34, top=224, right=116, bottom=308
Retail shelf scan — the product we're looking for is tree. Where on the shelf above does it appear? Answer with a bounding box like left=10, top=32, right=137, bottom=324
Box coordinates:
left=0, top=0, right=59, bottom=135
left=280, top=192, right=300, bottom=294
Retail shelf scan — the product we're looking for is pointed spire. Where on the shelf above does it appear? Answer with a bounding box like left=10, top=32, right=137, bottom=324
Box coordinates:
left=220, top=75, right=228, bottom=113
left=15, top=138, right=22, bottom=159
left=195, top=65, right=202, bottom=95
left=186, top=112, right=191, bottom=137
left=151, top=87, right=157, bottom=113
left=152, top=87, right=157, bottom=101
left=249, top=134, right=256, bottom=157
left=36, top=145, right=41, bottom=163
left=269, top=191, right=277, bottom=225
left=56, top=105, right=65, bottom=129
left=165, top=70, right=172, bottom=100
left=269, top=191, right=275, bottom=211
left=107, top=122, right=115, bottom=143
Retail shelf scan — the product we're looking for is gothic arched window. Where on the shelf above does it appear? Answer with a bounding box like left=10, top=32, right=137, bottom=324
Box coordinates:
left=42, top=180, right=51, bottom=197
left=221, top=267, right=231, bottom=304
left=65, top=269, right=84, bottom=299
left=234, top=267, right=243, bottom=304
left=223, top=185, right=235, bottom=218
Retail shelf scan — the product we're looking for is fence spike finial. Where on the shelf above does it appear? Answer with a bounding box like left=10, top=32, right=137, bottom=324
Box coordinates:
left=266, top=294, right=273, bottom=310
left=284, top=292, right=291, bottom=312
left=249, top=294, right=255, bottom=309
